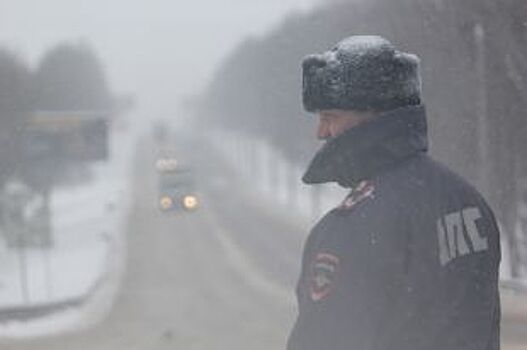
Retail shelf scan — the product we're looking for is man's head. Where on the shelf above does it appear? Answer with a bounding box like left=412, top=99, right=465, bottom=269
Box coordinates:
left=302, top=35, right=422, bottom=137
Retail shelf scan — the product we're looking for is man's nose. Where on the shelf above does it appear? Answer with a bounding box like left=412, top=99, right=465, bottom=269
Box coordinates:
left=317, top=121, right=330, bottom=140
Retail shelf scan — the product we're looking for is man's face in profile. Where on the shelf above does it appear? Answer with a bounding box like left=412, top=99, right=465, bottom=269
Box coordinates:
left=316, top=109, right=375, bottom=141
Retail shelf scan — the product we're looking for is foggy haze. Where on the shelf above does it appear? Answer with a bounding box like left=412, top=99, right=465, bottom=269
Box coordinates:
left=0, top=0, right=321, bottom=122
left=0, top=0, right=526, bottom=348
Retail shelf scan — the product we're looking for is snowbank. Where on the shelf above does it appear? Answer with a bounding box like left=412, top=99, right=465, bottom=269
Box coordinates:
left=0, top=126, right=134, bottom=337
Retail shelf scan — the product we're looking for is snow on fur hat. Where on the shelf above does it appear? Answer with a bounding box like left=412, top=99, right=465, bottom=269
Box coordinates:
left=302, top=35, right=422, bottom=112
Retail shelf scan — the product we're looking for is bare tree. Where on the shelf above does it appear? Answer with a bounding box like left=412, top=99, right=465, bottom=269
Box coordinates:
left=33, top=41, right=112, bottom=111
left=0, top=49, right=31, bottom=188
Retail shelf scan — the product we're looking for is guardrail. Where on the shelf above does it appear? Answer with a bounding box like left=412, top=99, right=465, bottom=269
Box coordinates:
left=501, top=279, right=527, bottom=294
left=0, top=277, right=104, bottom=322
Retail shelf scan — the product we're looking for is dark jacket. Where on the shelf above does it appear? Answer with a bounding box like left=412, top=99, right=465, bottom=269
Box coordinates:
left=287, top=106, right=501, bottom=350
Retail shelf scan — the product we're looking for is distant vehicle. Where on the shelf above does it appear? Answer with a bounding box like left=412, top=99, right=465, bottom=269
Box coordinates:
left=152, top=120, right=169, bottom=145
left=156, top=157, right=199, bottom=212
left=155, top=156, right=179, bottom=173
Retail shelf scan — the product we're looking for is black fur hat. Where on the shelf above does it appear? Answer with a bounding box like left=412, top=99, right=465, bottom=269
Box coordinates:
left=302, top=36, right=422, bottom=112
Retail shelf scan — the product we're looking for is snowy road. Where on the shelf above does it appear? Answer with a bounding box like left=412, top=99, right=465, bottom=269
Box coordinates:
left=1, top=134, right=526, bottom=350
left=0, top=136, right=301, bottom=350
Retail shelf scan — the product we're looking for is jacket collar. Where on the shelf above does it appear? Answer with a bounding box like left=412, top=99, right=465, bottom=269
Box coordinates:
left=302, top=105, right=428, bottom=188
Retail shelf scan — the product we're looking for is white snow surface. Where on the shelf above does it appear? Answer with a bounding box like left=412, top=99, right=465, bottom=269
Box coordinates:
left=0, top=126, right=135, bottom=338
left=336, top=35, right=392, bottom=52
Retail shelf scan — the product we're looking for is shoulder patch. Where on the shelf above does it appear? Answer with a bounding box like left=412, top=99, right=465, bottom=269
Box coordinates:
left=338, top=180, right=375, bottom=211
left=310, top=253, right=340, bottom=302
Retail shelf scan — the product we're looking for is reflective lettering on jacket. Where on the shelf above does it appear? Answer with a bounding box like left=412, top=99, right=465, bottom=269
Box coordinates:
left=437, top=207, right=489, bottom=266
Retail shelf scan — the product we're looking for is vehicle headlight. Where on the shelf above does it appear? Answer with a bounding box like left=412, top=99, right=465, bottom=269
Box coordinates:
left=156, top=159, right=166, bottom=171
left=159, top=196, right=173, bottom=210
left=182, top=195, right=198, bottom=210
left=156, top=158, right=178, bottom=172
left=165, top=159, right=178, bottom=171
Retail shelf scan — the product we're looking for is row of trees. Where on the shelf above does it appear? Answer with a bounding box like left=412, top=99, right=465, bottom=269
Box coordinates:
left=0, top=42, right=113, bottom=190
left=196, top=0, right=527, bottom=275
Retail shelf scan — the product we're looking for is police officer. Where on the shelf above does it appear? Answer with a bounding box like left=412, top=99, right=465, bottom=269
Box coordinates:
left=287, top=36, right=501, bottom=350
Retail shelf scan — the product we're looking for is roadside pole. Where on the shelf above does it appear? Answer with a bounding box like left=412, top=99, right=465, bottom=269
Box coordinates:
left=43, top=189, right=53, bottom=299
left=474, top=23, right=490, bottom=196
left=16, top=234, right=29, bottom=304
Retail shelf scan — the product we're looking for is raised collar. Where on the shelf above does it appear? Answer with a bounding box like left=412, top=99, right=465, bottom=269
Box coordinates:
left=302, top=105, right=428, bottom=188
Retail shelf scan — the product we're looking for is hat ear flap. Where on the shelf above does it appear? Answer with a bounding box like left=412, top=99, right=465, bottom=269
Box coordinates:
left=302, top=55, right=329, bottom=112
left=393, top=52, right=422, bottom=105
left=302, top=54, right=328, bottom=70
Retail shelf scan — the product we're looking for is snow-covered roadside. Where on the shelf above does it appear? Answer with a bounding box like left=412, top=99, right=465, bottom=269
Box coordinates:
left=0, top=126, right=135, bottom=338
left=209, top=129, right=527, bottom=286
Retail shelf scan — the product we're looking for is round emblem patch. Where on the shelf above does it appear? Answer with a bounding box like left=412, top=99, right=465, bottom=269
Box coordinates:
left=310, top=253, right=340, bottom=302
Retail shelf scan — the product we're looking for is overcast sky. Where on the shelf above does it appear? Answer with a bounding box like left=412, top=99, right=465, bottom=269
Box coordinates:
left=0, top=0, right=321, bottom=122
